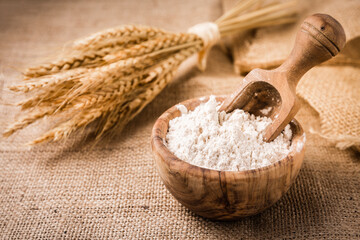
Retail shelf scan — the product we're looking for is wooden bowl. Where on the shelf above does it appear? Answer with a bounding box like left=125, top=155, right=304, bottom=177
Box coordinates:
left=151, top=96, right=305, bottom=220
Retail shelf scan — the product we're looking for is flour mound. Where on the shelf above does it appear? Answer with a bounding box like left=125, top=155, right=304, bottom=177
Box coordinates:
left=166, top=96, right=292, bottom=171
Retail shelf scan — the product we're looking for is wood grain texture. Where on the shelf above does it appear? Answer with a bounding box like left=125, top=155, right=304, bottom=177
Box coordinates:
left=151, top=96, right=305, bottom=220
left=219, top=14, right=346, bottom=142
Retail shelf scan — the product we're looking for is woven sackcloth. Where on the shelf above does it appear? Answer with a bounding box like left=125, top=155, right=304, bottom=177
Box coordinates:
left=0, top=0, right=359, bottom=239
left=223, top=0, right=360, bottom=151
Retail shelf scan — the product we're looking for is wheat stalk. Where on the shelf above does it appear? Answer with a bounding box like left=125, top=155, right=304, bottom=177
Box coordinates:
left=104, top=33, right=201, bottom=61
left=4, top=0, right=298, bottom=144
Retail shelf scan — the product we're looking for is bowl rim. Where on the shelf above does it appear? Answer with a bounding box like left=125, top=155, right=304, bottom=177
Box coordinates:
left=151, top=95, right=305, bottom=175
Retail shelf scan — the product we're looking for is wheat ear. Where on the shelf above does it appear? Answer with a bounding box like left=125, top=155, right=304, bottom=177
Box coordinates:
left=72, top=25, right=167, bottom=50
left=27, top=46, right=198, bottom=144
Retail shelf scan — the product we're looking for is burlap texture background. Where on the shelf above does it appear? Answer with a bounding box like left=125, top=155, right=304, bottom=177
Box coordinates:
left=0, top=0, right=359, bottom=239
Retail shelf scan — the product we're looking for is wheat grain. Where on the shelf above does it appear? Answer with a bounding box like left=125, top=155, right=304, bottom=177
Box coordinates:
left=18, top=84, right=75, bottom=110
left=11, top=68, right=87, bottom=92
left=95, top=70, right=175, bottom=139
left=3, top=107, right=55, bottom=137
left=95, top=47, right=197, bottom=137
left=30, top=107, right=104, bottom=144
left=70, top=46, right=200, bottom=110
left=23, top=45, right=127, bottom=78
left=72, top=25, right=167, bottom=50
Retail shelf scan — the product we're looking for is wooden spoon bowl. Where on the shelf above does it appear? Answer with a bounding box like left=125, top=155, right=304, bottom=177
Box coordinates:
left=151, top=96, right=305, bottom=220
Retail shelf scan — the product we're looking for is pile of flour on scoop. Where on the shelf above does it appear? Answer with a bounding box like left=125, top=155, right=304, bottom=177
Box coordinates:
left=165, top=96, right=293, bottom=171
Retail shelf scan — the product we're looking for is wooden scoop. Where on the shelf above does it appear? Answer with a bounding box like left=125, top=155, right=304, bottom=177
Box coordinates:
left=219, top=14, right=346, bottom=142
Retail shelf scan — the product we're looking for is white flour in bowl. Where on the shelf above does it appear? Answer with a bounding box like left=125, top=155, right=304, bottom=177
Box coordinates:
left=165, top=96, right=293, bottom=171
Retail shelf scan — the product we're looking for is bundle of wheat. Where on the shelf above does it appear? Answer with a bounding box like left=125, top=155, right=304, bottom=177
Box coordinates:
left=4, top=0, right=298, bottom=144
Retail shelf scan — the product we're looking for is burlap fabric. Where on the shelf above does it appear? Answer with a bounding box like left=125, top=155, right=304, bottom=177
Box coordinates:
left=0, top=0, right=359, bottom=239
left=223, top=0, right=360, bottom=150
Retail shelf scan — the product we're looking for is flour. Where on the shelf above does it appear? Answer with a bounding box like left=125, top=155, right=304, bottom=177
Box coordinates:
left=294, top=133, right=306, bottom=152
left=260, top=106, right=272, bottom=115
left=166, top=96, right=293, bottom=171
left=176, top=104, right=188, bottom=114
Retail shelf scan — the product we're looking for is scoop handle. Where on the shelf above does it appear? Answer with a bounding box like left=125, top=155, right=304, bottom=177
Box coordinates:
left=277, top=13, right=346, bottom=87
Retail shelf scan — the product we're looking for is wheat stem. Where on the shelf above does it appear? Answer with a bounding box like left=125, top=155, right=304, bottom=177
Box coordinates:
left=216, top=0, right=260, bottom=24
left=217, top=0, right=297, bottom=35
left=104, top=33, right=202, bottom=62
